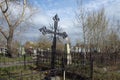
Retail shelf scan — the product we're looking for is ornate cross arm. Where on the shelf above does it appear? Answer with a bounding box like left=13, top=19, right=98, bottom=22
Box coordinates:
left=39, top=26, right=55, bottom=35
left=39, top=26, right=68, bottom=39
left=56, top=32, right=68, bottom=39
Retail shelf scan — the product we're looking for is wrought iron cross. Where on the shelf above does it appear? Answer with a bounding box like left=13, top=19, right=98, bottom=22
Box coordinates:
left=39, top=14, right=68, bottom=73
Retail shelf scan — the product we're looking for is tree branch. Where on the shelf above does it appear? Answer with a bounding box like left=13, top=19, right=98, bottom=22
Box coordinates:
left=0, top=0, right=8, bottom=13
left=0, top=27, right=8, bottom=39
left=13, top=0, right=26, bottom=28
left=2, top=11, right=12, bottom=27
left=0, top=0, right=12, bottom=27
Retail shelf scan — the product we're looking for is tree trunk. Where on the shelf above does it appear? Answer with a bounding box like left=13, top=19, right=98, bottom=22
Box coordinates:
left=7, top=38, right=12, bottom=57
left=6, top=28, right=14, bottom=57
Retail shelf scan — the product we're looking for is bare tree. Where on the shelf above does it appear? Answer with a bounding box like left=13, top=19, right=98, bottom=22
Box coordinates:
left=76, top=0, right=88, bottom=49
left=37, top=36, right=52, bottom=50
left=0, top=0, right=35, bottom=57
left=86, top=8, right=108, bottom=52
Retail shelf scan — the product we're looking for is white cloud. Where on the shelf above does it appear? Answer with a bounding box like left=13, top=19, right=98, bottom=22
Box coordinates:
left=46, top=7, right=75, bottom=19
left=32, top=13, right=50, bottom=26
left=84, top=0, right=113, bottom=10
left=17, top=0, right=120, bottom=44
left=84, top=0, right=120, bottom=19
left=105, top=0, right=120, bottom=19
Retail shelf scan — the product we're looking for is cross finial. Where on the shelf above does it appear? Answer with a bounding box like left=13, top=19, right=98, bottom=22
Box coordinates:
left=53, top=14, right=60, bottom=22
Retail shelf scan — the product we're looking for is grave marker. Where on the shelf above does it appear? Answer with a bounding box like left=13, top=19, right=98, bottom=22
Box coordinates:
left=65, top=43, right=72, bottom=65
left=39, top=14, right=68, bottom=76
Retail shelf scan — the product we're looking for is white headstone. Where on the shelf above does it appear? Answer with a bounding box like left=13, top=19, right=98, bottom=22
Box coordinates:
left=65, top=43, right=72, bottom=65
left=19, top=47, right=25, bottom=55
left=33, top=49, right=37, bottom=55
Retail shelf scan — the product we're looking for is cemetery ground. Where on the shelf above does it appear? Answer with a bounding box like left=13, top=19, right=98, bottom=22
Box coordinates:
left=0, top=54, right=63, bottom=80
left=0, top=53, right=120, bottom=80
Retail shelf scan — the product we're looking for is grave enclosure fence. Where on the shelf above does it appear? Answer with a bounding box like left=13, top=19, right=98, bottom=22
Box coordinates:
left=35, top=50, right=93, bottom=79
left=1, top=49, right=120, bottom=80
left=0, top=49, right=91, bottom=80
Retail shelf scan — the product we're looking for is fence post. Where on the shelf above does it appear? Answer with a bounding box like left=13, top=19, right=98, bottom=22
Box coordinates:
left=90, top=52, right=93, bottom=80
left=24, top=54, right=26, bottom=69
left=61, top=56, right=66, bottom=80
left=36, top=49, right=39, bottom=67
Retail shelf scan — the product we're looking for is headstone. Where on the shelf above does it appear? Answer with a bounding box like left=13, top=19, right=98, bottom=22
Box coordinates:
left=33, top=49, right=37, bottom=55
left=19, top=47, right=25, bottom=56
left=65, top=43, right=72, bottom=65
left=22, top=47, right=25, bottom=55
left=2, top=48, right=6, bottom=54
left=32, top=49, right=37, bottom=60
left=75, top=47, right=79, bottom=52
left=78, top=47, right=82, bottom=52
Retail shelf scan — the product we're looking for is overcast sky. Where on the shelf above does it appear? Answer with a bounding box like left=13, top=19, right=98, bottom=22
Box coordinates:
left=22, top=0, right=120, bottom=45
